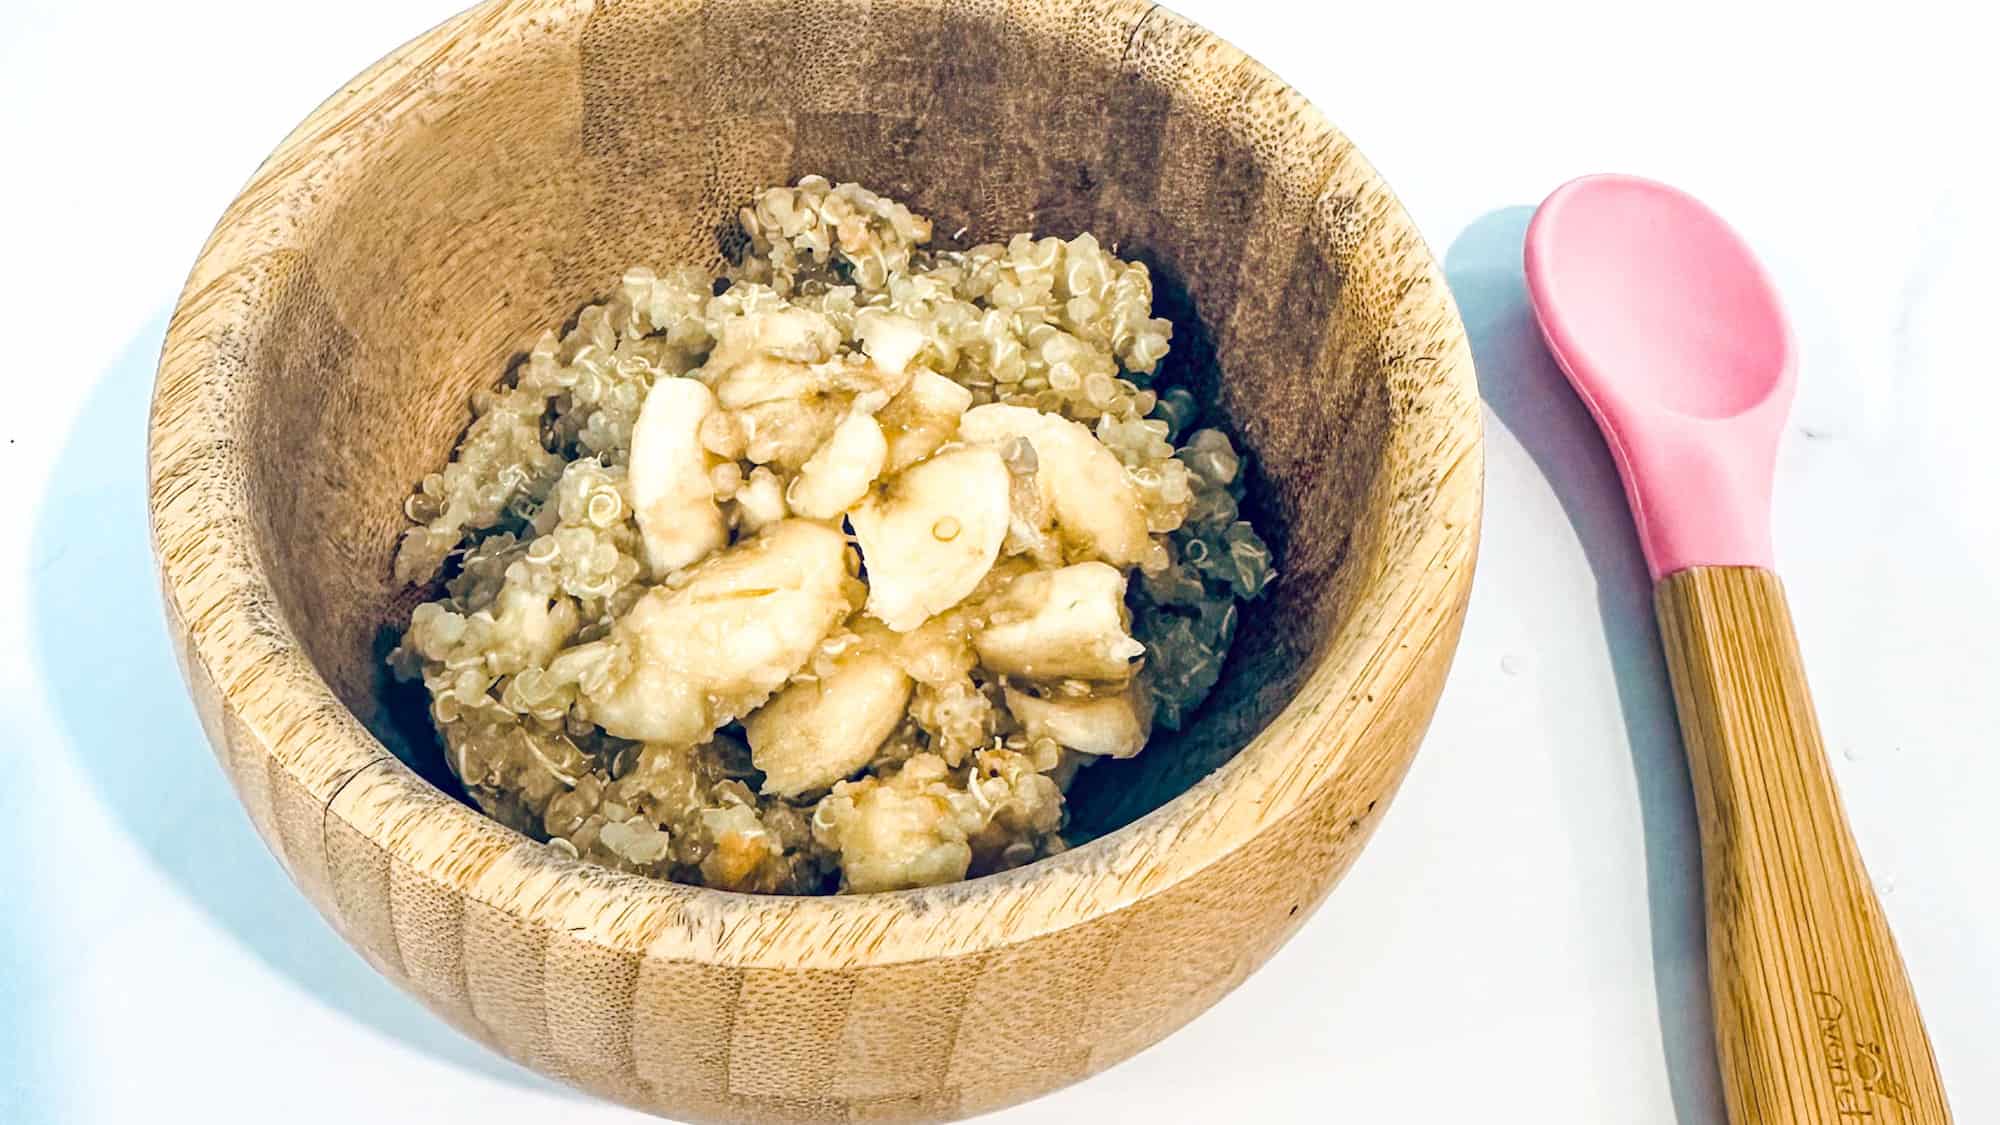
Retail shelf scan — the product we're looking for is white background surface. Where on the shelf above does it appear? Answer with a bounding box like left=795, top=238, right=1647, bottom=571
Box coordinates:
left=3, top=1, right=1994, bottom=1121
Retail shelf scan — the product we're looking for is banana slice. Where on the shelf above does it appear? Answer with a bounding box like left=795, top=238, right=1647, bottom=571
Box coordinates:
left=974, top=561, right=1144, bottom=680
left=956, top=403, right=1148, bottom=566
left=735, top=395, right=846, bottom=470
left=746, top=650, right=913, bottom=797
left=787, top=410, right=887, bottom=520
left=1004, top=681, right=1154, bottom=759
left=849, top=446, right=1009, bottom=631
left=628, top=377, right=728, bottom=574
left=705, top=305, right=839, bottom=374
left=587, top=520, right=859, bottom=744
left=708, top=321, right=848, bottom=472
left=732, top=465, right=789, bottom=533
left=856, top=312, right=927, bottom=394
left=812, top=770, right=973, bottom=893
left=487, top=582, right=579, bottom=674
left=876, top=369, right=974, bottom=473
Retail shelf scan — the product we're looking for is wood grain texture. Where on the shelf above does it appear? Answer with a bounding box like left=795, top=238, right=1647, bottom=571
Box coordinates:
left=1656, top=567, right=1950, bottom=1124
left=146, top=1, right=1482, bottom=1120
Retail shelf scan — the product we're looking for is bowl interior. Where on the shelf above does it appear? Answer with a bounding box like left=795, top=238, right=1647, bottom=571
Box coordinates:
left=234, top=0, right=1395, bottom=845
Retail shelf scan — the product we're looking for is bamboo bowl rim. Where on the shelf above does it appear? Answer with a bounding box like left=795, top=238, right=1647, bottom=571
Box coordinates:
left=149, top=0, right=1481, bottom=975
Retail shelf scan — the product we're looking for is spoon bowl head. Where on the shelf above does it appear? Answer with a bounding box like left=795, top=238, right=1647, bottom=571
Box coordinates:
left=1525, top=174, right=1797, bottom=579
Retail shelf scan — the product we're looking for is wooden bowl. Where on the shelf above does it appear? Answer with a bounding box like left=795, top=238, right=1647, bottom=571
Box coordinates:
left=148, top=0, right=1481, bottom=1120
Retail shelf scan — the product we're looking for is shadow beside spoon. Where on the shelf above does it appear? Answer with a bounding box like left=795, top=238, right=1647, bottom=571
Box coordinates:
left=1446, top=206, right=1726, bottom=1125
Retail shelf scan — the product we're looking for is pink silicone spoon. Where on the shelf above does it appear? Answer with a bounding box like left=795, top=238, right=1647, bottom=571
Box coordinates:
left=1525, top=174, right=1951, bottom=1125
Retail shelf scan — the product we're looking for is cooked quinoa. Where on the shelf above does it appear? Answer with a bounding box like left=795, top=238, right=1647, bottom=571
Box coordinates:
left=388, top=177, right=1275, bottom=894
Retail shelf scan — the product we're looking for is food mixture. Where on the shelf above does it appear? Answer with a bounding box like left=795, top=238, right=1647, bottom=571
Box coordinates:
left=388, top=178, right=1274, bottom=893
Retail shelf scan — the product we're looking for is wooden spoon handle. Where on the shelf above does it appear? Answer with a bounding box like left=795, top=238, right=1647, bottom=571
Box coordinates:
left=1655, top=566, right=1950, bottom=1124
